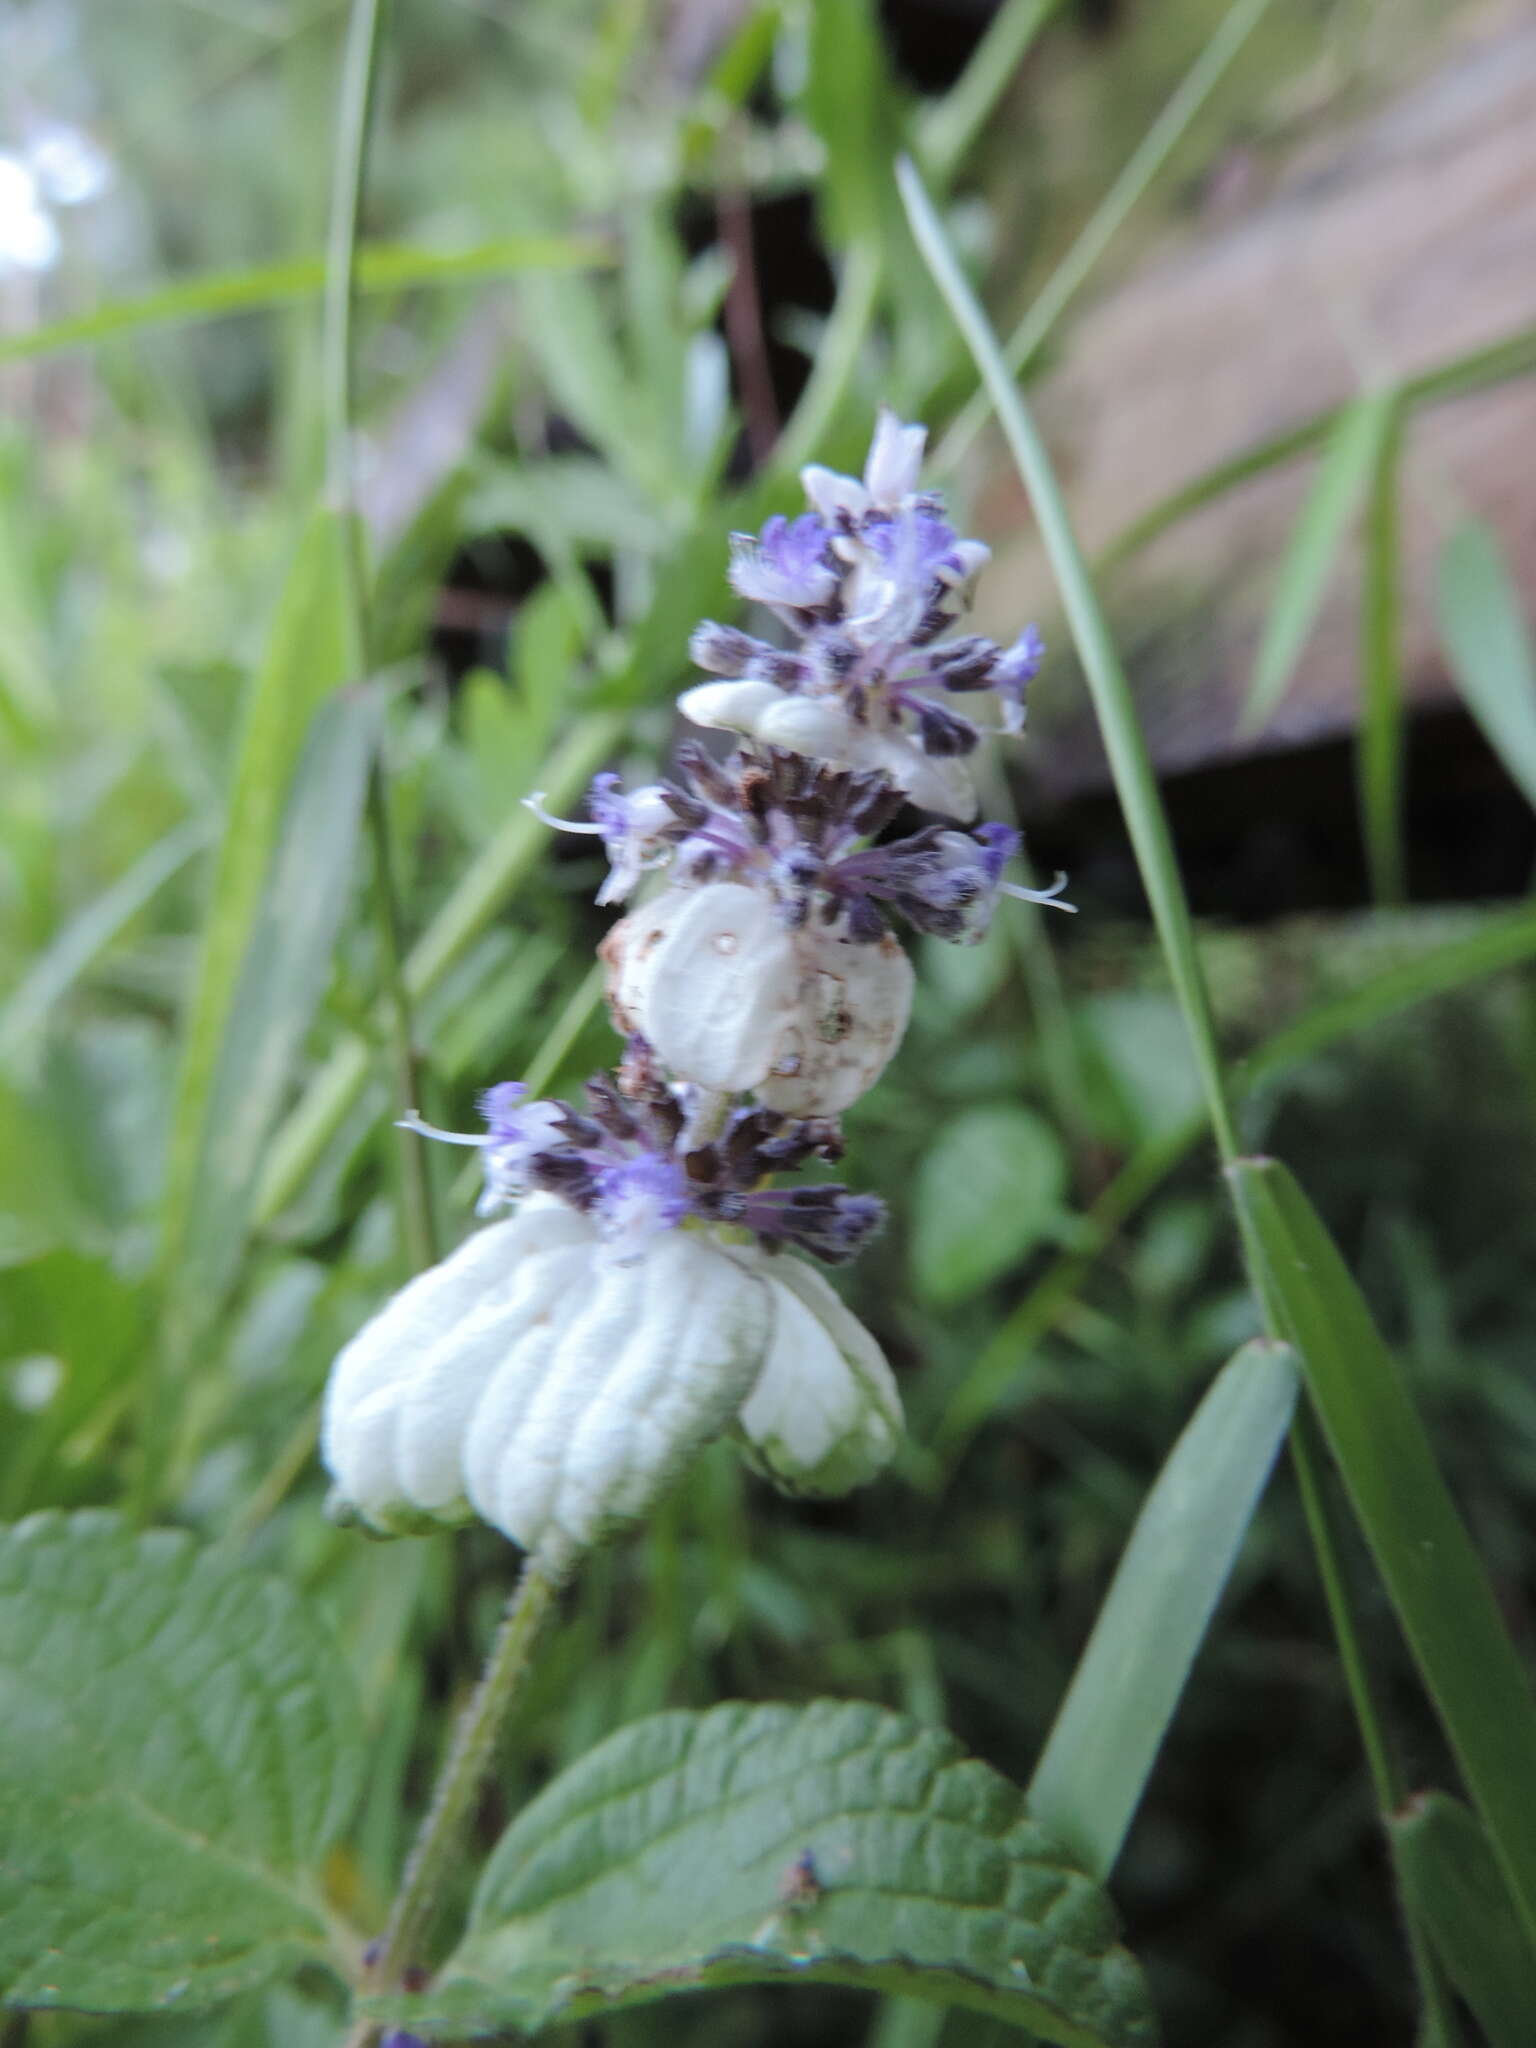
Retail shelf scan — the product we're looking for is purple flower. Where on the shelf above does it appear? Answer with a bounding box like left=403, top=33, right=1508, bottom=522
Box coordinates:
left=729, top=514, right=838, bottom=614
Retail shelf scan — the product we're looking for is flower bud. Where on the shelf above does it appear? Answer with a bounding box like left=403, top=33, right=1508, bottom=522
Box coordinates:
left=601, top=882, right=913, bottom=1115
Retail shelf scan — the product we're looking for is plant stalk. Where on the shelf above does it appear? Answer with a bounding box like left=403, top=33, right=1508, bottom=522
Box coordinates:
left=349, top=1549, right=570, bottom=2043
left=322, top=0, right=440, bottom=1271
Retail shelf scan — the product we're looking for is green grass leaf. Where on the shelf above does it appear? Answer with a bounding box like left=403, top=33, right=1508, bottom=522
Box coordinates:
left=170, top=688, right=377, bottom=1336
left=803, top=0, right=904, bottom=250
left=1435, top=519, right=1536, bottom=811
left=1391, top=1792, right=1536, bottom=2048
left=911, top=1103, right=1066, bottom=1305
left=1356, top=402, right=1407, bottom=902
left=1241, top=392, right=1395, bottom=736
left=161, top=509, right=359, bottom=1312
left=1029, top=1339, right=1299, bottom=1879
left=0, top=236, right=609, bottom=367
left=384, top=1700, right=1159, bottom=2046
left=0, top=1511, right=361, bottom=2013
left=1227, top=1157, right=1536, bottom=1951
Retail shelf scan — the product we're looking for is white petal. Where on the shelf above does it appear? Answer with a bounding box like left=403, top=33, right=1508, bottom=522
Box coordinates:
left=733, top=1254, right=902, bottom=1494
left=677, top=677, right=785, bottom=735
left=756, top=928, right=913, bottom=1116
left=754, top=694, right=864, bottom=762
left=619, top=883, right=800, bottom=1093
left=863, top=729, right=978, bottom=821
left=800, top=463, right=868, bottom=524
left=321, top=1216, right=526, bottom=1527
left=469, top=1231, right=772, bottom=1551
left=393, top=1214, right=593, bottom=1513
left=321, top=1197, right=584, bottom=1531
left=862, top=408, right=927, bottom=507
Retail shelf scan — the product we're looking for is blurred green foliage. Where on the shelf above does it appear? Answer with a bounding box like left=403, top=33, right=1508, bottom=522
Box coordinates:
left=5, top=1, right=1536, bottom=2043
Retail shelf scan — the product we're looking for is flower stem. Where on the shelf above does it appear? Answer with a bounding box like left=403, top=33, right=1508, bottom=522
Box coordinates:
left=351, top=1548, right=571, bottom=2040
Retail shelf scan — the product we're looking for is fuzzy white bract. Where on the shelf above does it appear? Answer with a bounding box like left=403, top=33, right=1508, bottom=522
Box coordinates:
left=322, top=1195, right=902, bottom=1554
left=601, top=881, right=913, bottom=1114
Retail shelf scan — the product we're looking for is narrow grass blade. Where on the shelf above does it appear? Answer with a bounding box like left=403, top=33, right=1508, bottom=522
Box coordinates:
left=253, top=709, right=625, bottom=1226
left=1435, top=520, right=1536, bottom=812
left=938, top=0, right=1276, bottom=469
left=0, top=819, right=210, bottom=1063
left=901, top=154, right=1239, bottom=1162
left=1357, top=400, right=1407, bottom=902
left=0, top=237, right=608, bottom=367
left=1099, top=321, right=1536, bottom=573
left=1391, top=1793, right=1536, bottom=2048
left=172, top=688, right=377, bottom=1332
left=161, top=507, right=361, bottom=1298
left=919, top=0, right=1061, bottom=188
left=1228, top=1156, right=1536, bottom=1950
left=1029, top=1339, right=1299, bottom=1878
left=1241, top=391, right=1395, bottom=736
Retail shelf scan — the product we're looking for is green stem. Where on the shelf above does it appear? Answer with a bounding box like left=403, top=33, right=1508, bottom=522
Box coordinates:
left=900, top=153, right=1453, bottom=2021
left=322, top=0, right=439, bottom=1270
left=355, top=1549, right=570, bottom=2032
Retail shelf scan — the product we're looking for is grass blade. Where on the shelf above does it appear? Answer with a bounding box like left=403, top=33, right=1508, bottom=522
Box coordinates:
left=160, top=506, right=360, bottom=1301
left=1435, top=519, right=1536, bottom=812
left=937, top=0, right=1277, bottom=470
left=900, top=154, right=1239, bottom=1161
left=253, top=709, right=625, bottom=1226
left=1391, top=1793, right=1536, bottom=2048
left=1357, top=400, right=1407, bottom=902
left=1228, top=1156, right=1536, bottom=1951
left=919, top=0, right=1061, bottom=189
left=1030, top=1339, right=1299, bottom=1878
left=0, top=237, right=608, bottom=367
left=1098, top=322, right=1536, bottom=573
left=0, top=819, right=210, bottom=1064
left=1241, top=391, right=1395, bottom=736
left=172, top=688, right=377, bottom=1334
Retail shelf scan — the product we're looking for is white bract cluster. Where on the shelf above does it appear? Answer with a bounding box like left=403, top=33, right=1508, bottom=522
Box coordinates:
left=322, top=411, right=1054, bottom=1561
left=323, top=1196, right=901, bottom=1551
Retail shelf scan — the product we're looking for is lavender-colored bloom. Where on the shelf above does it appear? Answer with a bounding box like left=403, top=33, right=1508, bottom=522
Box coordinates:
left=990, top=626, right=1045, bottom=732
left=593, top=1150, right=693, bottom=1264
left=729, top=513, right=838, bottom=615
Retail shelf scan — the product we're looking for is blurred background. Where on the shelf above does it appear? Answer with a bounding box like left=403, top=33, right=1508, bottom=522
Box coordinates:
left=3, top=1, right=1536, bottom=2043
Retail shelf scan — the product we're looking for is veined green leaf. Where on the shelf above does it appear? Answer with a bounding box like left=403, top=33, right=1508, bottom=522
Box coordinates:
left=1435, top=519, right=1536, bottom=812
left=1391, top=1792, right=1536, bottom=2048
left=0, top=236, right=609, bottom=367
left=381, top=1700, right=1158, bottom=2046
left=1030, top=1340, right=1299, bottom=1879
left=1241, top=392, right=1396, bottom=736
left=0, top=1512, right=361, bottom=2013
left=1228, top=1157, right=1536, bottom=1951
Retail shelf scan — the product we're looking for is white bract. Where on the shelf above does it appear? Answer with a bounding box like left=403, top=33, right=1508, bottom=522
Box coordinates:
left=677, top=678, right=980, bottom=822
left=321, top=1194, right=902, bottom=1552
left=600, top=880, right=914, bottom=1114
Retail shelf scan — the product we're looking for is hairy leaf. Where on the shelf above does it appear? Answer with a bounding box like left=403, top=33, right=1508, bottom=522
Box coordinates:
left=0, top=1513, right=361, bottom=2014
left=385, top=1699, right=1158, bottom=2045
